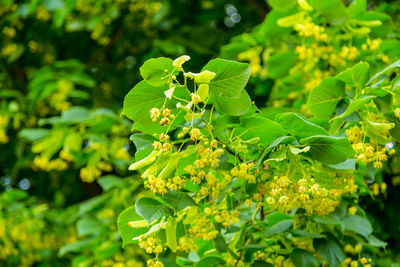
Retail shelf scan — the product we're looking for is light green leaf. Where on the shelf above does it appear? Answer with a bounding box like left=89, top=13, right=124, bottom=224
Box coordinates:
left=135, top=197, right=174, bottom=223
left=335, top=95, right=375, bottom=119
left=367, top=120, right=395, bottom=131
left=122, top=80, right=166, bottom=124
left=140, top=57, right=174, bottom=86
left=348, top=0, right=366, bottom=18
left=241, top=115, right=288, bottom=145
left=277, top=11, right=307, bottom=27
left=213, top=89, right=253, bottom=116
left=300, top=135, right=354, bottom=164
left=59, top=238, right=94, bottom=257
left=197, top=84, right=209, bottom=101
left=161, top=191, right=197, bottom=211
left=18, top=128, right=49, bottom=141
left=61, top=106, right=92, bottom=123
left=306, top=78, right=345, bottom=118
left=266, top=50, right=297, bottom=79
left=268, top=0, right=296, bottom=12
left=336, top=62, right=370, bottom=89
left=98, top=175, right=127, bottom=191
left=276, top=112, right=328, bottom=139
left=77, top=217, right=106, bottom=237
left=195, top=256, right=225, bottom=267
left=202, top=58, right=251, bottom=98
left=328, top=159, right=356, bottom=170
left=117, top=206, right=148, bottom=247
left=309, top=0, right=348, bottom=25
left=365, top=120, right=393, bottom=144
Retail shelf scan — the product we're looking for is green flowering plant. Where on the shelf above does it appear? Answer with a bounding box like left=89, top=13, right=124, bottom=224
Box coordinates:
left=117, top=55, right=400, bottom=266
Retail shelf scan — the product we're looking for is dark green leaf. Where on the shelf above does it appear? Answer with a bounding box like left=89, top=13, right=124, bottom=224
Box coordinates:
left=265, top=219, right=293, bottom=235
left=300, top=135, right=354, bottom=164
left=195, top=256, right=225, bottom=267
left=306, top=78, right=346, bottom=118
left=343, top=215, right=372, bottom=237
left=313, top=236, right=345, bottom=266
left=161, top=191, right=197, bottom=212
left=336, top=62, right=370, bottom=89
left=241, top=115, right=288, bottom=145
left=135, top=197, right=174, bottom=223
left=291, top=248, right=319, bottom=267
left=276, top=112, right=328, bottom=139
left=309, top=0, right=348, bottom=25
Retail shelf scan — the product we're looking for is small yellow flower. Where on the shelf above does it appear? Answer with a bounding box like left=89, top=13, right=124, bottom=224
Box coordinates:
left=150, top=108, right=161, bottom=122
left=394, top=108, right=400, bottom=119
left=190, top=128, right=201, bottom=141
left=348, top=206, right=357, bottom=215
left=191, top=93, right=201, bottom=105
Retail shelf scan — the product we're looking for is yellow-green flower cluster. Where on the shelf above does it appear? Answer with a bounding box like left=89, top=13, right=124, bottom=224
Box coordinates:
left=150, top=107, right=174, bottom=125
left=294, top=20, right=328, bottom=42
left=139, top=236, right=163, bottom=254
left=188, top=215, right=218, bottom=240
left=261, top=175, right=357, bottom=216
left=346, top=126, right=390, bottom=168
left=33, top=155, right=69, bottom=172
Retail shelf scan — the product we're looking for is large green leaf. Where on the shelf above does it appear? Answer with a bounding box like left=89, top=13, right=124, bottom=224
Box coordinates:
left=343, top=215, right=372, bottom=237
left=18, top=128, right=49, bottom=141
left=367, top=60, right=400, bottom=86
left=265, top=219, right=293, bottom=235
left=386, top=113, right=400, bottom=142
left=122, top=80, right=166, bottom=124
left=336, top=62, right=370, bottom=89
left=213, top=89, right=253, bottom=116
left=291, top=248, right=319, bottom=267
left=309, top=0, right=348, bottom=25
left=275, top=112, right=328, bottom=139
left=195, top=256, right=225, bottom=267
left=59, top=238, right=94, bottom=257
left=135, top=197, right=174, bottom=223
left=268, top=0, right=296, bottom=12
left=161, top=191, right=197, bottom=212
left=77, top=217, right=106, bottom=237
left=300, top=135, right=354, bottom=164
left=313, top=236, right=345, bottom=266
left=202, top=58, right=251, bottom=98
left=335, top=95, right=376, bottom=119
left=306, top=78, right=345, bottom=118
left=266, top=50, right=297, bottom=79
left=98, top=175, right=127, bottom=191
left=117, top=206, right=148, bottom=247
left=140, top=57, right=174, bottom=86
left=348, top=0, right=366, bottom=18
left=241, top=116, right=288, bottom=145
